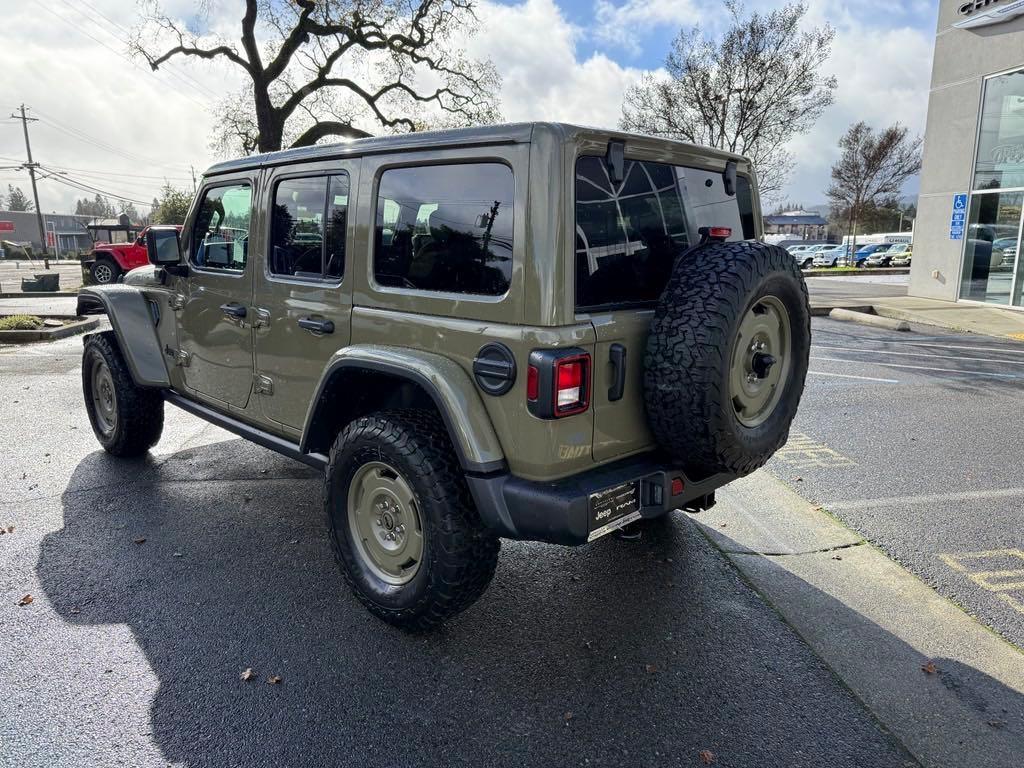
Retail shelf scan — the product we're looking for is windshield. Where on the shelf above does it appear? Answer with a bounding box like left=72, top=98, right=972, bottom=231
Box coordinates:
left=574, top=155, right=755, bottom=310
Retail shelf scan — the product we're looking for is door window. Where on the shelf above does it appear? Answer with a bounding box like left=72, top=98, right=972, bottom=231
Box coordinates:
left=192, top=183, right=252, bottom=271
left=373, top=163, right=513, bottom=295
left=270, top=173, right=349, bottom=280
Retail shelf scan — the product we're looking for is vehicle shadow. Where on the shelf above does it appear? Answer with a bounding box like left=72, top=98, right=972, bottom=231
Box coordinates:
left=36, top=440, right=994, bottom=767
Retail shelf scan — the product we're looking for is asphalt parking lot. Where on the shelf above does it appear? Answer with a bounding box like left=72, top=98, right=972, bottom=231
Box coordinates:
left=0, top=334, right=919, bottom=768
left=769, top=316, right=1024, bottom=648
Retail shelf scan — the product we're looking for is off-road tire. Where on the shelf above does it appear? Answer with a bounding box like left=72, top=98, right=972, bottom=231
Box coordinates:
left=82, top=332, right=164, bottom=456
left=90, top=258, right=120, bottom=285
left=324, top=410, right=500, bottom=631
left=644, top=241, right=810, bottom=478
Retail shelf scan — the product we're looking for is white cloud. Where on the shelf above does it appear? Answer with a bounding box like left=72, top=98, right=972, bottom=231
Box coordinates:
left=592, top=0, right=699, bottom=53
left=469, top=0, right=648, bottom=126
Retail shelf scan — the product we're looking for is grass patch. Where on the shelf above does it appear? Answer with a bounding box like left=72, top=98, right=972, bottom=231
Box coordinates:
left=0, top=314, right=45, bottom=331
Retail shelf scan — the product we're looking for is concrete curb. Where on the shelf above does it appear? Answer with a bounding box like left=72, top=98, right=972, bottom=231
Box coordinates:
left=829, top=307, right=911, bottom=331
left=0, top=316, right=98, bottom=343
left=802, top=268, right=910, bottom=278
left=691, top=472, right=1024, bottom=768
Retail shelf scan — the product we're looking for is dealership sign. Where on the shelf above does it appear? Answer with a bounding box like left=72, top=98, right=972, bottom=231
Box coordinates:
left=956, top=0, right=1024, bottom=29
left=0, top=221, right=14, bottom=232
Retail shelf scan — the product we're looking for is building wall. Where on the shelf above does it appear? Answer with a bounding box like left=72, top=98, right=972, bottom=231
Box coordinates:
left=0, top=210, right=94, bottom=253
left=911, top=2, right=1024, bottom=300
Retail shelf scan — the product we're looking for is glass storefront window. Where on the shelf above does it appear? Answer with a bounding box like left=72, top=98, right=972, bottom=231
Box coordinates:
left=959, top=190, right=1022, bottom=304
left=974, top=70, right=1024, bottom=190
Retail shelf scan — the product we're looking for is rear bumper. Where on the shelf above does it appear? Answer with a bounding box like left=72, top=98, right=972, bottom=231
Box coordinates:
left=466, top=454, right=733, bottom=545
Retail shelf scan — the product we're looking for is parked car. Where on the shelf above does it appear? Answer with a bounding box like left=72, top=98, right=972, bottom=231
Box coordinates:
left=863, top=243, right=896, bottom=268
left=75, top=123, right=811, bottom=630
left=813, top=245, right=846, bottom=267
left=993, top=237, right=1018, bottom=267
left=82, top=225, right=184, bottom=285
left=887, top=243, right=912, bottom=267
left=787, top=244, right=816, bottom=269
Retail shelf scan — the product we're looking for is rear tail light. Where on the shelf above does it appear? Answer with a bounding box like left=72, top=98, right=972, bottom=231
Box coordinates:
left=554, top=355, right=590, bottom=416
left=526, top=349, right=591, bottom=419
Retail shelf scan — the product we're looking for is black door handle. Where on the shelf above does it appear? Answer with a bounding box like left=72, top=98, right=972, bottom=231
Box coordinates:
left=298, top=317, right=335, bottom=334
left=219, top=302, right=247, bottom=319
left=608, top=343, right=627, bottom=402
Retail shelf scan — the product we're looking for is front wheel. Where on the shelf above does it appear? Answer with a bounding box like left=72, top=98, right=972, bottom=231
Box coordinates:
left=90, top=259, right=121, bottom=285
left=82, top=333, right=164, bottom=456
left=324, top=410, right=499, bottom=630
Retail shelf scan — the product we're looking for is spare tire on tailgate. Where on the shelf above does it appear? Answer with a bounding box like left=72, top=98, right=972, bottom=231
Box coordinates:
left=644, top=240, right=810, bottom=478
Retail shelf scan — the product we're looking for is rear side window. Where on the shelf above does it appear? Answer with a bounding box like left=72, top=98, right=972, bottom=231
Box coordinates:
left=373, top=163, right=513, bottom=296
left=270, top=173, right=349, bottom=280
left=192, top=183, right=252, bottom=271
left=575, top=157, right=755, bottom=310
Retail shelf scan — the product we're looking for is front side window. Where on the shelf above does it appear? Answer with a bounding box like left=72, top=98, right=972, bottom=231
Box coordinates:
left=575, top=156, right=753, bottom=310
left=373, top=163, right=514, bottom=296
left=192, top=183, right=252, bottom=270
left=269, top=173, right=349, bottom=280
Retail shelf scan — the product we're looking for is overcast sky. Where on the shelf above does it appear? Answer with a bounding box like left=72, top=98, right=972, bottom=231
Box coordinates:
left=0, top=0, right=938, bottom=215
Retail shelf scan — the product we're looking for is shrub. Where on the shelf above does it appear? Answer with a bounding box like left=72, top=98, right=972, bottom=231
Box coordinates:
left=0, top=314, right=45, bottom=331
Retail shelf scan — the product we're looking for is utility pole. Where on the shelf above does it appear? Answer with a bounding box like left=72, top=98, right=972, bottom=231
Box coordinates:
left=190, top=165, right=197, bottom=193
left=11, top=104, right=49, bottom=269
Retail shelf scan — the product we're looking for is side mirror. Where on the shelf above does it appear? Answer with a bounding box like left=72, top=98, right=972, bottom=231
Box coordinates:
left=146, top=226, right=182, bottom=267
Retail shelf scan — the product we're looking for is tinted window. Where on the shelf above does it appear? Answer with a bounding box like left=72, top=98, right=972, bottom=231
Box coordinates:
left=374, top=163, right=513, bottom=295
left=270, top=174, right=349, bottom=280
left=193, top=183, right=251, bottom=270
left=575, top=156, right=689, bottom=309
left=575, top=157, right=755, bottom=310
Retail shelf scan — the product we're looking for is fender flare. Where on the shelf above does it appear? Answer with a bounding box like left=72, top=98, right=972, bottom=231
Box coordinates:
left=77, top=285, right=169, bottom=388
left=301, top=346, right=507, bottom=475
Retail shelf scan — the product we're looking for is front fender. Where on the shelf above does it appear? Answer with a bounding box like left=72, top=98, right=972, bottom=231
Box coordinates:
left=77, top=285, right=169, bottom=388
left=301, top=346, right=506, bottom=474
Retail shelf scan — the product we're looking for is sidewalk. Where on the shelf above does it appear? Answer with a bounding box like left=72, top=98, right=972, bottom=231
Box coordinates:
left=811, top=291, right=1024, bottom=340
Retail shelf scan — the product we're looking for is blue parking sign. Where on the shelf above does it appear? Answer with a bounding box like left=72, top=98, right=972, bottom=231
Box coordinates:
left=950, top=193, right=968, bottom=240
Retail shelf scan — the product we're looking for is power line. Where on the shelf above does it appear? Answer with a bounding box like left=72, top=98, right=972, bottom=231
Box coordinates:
left=60, top=0, right=223, bottom=102
left=33, top=0, right=213, bottom=113
left=39, top=163, right=193, bottom=183
left=42, top=172, right=155, bottom=207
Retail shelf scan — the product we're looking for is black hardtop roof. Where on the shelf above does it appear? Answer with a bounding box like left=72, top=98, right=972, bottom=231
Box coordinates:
left=203, top=122, right=748, bottom=176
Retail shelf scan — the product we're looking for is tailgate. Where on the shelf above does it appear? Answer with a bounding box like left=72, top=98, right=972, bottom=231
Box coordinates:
left=590, top=310, right=657, bottom=462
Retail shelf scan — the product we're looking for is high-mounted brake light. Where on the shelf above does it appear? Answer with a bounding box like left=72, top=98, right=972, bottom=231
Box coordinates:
left=708, top=227, right=732, bottom=239
left=526, top=349, right=591, bottom=419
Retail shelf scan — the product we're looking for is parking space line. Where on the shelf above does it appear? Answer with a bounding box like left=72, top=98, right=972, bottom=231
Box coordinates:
left=814, top=344, right=1024, bottom=366
left=774, top=432, right=857, bottom=469
left=827, top=487, right=1024, bottom=510
left=854, top=340, right=1024, bottom=356
left=807, top=370, right=899, bottom=383
left=810, top=355, right=1024, bottom=379
left=938, top=549, right=1024, bottom=615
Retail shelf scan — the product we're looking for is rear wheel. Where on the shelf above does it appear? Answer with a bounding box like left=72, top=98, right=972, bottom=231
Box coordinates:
left=82, top=333, right=164, bottom=456
left=90, top=258, right=120, bottom=285
left=644, top=241, right=810, bottom=478
left=324, top=410, right=499, bottom=630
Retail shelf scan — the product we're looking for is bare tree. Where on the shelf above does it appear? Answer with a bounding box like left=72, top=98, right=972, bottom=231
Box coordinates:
left=132, top=0, right=502, bottom=155
left=827, top=122, right=922, bottom=254
left=620, top=1, right=836, bottom=199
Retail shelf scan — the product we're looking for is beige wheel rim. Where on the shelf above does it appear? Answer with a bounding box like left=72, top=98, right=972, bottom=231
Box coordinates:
left=347, top=461, right=424, bottom=585
left=90, top=357, right=117, bottom=436
left=729, top=295, right=792, bottom=428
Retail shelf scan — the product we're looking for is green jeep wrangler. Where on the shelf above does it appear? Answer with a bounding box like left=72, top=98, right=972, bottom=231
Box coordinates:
left=78, top=123, right=810, bottom=630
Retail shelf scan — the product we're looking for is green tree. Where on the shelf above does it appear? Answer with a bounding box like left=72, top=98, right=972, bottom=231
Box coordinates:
left=6, top=185, right=34, bottom=212
left=75, top=194, right=115, bottom=217
left=151, top=184, right=193, bottom=224
left=121, top=201, right=141, bottom=224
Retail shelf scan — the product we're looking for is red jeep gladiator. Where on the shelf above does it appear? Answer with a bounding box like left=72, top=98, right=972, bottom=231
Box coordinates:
left=84, top=226, right=183, bottom=284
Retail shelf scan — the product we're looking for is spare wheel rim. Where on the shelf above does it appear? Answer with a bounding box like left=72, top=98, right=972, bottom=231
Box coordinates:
left=730, top=295, right=792, bottom=428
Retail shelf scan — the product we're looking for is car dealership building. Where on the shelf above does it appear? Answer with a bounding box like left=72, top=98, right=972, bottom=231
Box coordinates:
left=913, top=0, right=1024, bottom=308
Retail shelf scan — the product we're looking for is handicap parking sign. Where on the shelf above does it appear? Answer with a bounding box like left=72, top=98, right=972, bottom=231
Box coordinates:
left=950, top=194, right=968, bottom=240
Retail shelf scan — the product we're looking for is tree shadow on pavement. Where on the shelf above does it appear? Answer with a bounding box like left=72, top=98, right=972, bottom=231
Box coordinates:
left=39, top=441, right=925, bottom=768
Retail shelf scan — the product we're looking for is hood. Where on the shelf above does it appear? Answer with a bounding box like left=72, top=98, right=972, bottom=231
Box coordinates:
left=93, top=241, right=129, bottom=252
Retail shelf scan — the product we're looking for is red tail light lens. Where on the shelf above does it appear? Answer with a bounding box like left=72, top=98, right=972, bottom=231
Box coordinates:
left=526, top=365, right=539, bottom=401
left=554, top=354, right=590, bottom=416
left=708, top=226, right=732, bottom=239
